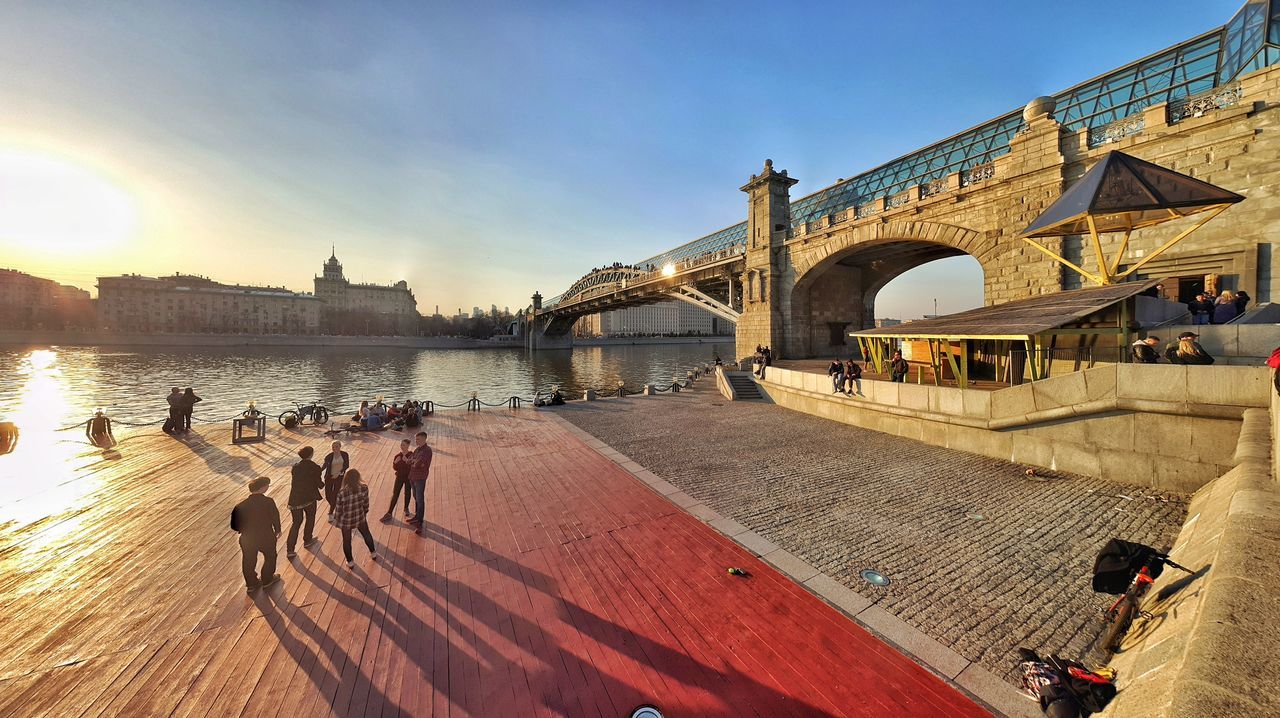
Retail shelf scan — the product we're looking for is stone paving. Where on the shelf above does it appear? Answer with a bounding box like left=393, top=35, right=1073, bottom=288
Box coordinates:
left=554, top=386, right=1189, bottom=684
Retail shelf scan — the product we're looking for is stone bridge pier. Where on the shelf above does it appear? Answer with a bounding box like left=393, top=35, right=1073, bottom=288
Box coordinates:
left=735, top=104, right=1073, bottom=361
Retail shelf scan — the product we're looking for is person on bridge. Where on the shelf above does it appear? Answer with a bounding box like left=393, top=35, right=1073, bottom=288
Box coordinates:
left=286, top=446, right=323, bottom=558
left=889, top=350, right=909, bottom=383
left=408, top=431, right=434, bottom=533
left=1130, top=336, right=1160, bottom=364
left=1186, top=293, right=1214, bottom=326
left=230, top=476, right=281, bottom=594
left=827, top=358, right=845, bottom=393
left=844, top=359, right=864, bottom=396
left=85, top=409, right=116, bottom=448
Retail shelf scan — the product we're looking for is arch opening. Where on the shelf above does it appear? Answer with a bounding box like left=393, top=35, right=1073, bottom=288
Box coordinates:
left=788, top=239, right=988, bottom=358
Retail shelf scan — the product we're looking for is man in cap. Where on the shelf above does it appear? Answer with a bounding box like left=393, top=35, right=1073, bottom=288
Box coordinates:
left=231, top=476, right=281, bottom=594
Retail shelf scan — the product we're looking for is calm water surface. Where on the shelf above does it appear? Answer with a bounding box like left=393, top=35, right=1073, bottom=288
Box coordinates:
left=0, top=342, right=730, bottom=428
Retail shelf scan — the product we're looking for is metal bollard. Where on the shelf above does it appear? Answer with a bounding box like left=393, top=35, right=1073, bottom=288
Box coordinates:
left=642, top=384, right=655, bottom=396
left=584, top=389, right=598, bottom=401
left=508, top=396, right=521, bottom=409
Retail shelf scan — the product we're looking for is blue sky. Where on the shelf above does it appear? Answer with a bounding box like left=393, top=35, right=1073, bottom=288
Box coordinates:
left=0, top=0, right=1244, bottom=318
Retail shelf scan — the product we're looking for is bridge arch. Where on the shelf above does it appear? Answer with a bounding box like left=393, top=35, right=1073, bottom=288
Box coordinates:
left=785, top=220, right=999, bottom=357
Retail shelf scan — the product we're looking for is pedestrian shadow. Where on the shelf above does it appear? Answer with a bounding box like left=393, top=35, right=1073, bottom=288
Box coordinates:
left=171, top=431, right=255, bottom=483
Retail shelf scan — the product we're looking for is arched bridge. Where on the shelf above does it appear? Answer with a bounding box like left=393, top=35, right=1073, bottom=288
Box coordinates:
left=525, top=0, right=1280, bottom=356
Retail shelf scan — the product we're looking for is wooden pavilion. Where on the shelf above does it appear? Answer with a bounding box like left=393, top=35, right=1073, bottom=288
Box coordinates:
left=851, top=279, right=1164, bottom=388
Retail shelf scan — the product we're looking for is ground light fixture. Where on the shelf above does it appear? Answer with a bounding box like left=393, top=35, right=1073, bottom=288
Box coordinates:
left=860, top=569, right=890, bottom=587
left=630, top=706, right=663, bottom=718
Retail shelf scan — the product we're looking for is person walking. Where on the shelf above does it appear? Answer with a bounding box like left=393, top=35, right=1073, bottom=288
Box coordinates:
left=230, top=476, right=281, bottom=594
left=179, top=388, right=201, bottom=432
left=334, top=469, right=378, bottom=568
left=165, top=387, right=182, bottom=434
left=827, top=358, right=845, bottom=394
left=1187, top=293, right=1214, bottom=326
left=381, top=438, right=414, bottom=522
left=85, top=409, right=116, bottom=448
left=1212, top=290, right=1239, bottom=324
left=889, top=350, right=909, bottom=383
left=321, top=440, right=350, bottom=524
left=1130, top=336, right=1160, bottom=364
left=844, top=359, right=864, bottom=396
left=286, top=446, right=324, bottom=558
left=408, top=430, right=434, bottom=534
left=1164, top=331, right=1215, bottom=365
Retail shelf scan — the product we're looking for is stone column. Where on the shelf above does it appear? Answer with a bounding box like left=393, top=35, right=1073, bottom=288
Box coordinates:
left=736, top=159, right=798, bottom=360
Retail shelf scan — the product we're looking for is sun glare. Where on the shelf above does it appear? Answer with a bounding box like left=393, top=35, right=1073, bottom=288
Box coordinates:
left=0, top=148, right=139, bottom=252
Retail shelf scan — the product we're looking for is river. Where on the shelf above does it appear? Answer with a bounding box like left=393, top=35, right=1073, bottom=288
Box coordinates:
left=0, top=342, right=731, bottom=429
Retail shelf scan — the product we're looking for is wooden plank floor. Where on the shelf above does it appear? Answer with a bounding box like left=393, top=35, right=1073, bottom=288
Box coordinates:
left=0, top=409, right=992, bottom=717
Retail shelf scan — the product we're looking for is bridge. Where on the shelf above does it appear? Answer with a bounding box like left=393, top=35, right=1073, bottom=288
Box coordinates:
left=525, top=0, right=1280, bottom=357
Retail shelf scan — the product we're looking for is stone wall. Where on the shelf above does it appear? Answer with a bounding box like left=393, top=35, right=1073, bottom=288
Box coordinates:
left=1102, top=396, right=1278, bottom=717
left=756, top=364, right=1272, bottom=491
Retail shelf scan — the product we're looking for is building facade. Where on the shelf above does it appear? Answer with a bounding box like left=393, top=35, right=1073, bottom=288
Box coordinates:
left=97, top=274, right=321, bottom=334
left=0, top=269, right=94, bottom=329
left=574, top=300, right=734, bottom=337
left=313, top=251, right=418, bottom=335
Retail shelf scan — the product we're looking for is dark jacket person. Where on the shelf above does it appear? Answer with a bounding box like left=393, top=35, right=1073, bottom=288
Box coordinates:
left=231, top=476, right=281, bottom=593
left=286, top=447, right=324, bottom=556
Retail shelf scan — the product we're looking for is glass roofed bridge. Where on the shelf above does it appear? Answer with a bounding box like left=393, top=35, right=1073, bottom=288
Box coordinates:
left=523, top=0, right=1280, bottom=354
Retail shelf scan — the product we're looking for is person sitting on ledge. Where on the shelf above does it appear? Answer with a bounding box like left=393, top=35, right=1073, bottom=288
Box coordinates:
left=1130, top=336, right=1160, bottom=364
left=86, top=409, right=116, bottom=448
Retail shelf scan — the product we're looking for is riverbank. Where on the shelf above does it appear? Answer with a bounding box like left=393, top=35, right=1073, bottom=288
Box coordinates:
left=0, top=329, right=733, bottom=350
left=552, top=385, right=1185, bottom=702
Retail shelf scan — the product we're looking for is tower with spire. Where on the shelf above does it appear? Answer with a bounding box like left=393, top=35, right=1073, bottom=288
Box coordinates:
left=314, top=247, right=418, bottom=335
left=322, top=246, right=344, bottom=281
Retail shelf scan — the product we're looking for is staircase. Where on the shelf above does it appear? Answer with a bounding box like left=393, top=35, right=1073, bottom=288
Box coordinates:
left=722, top=371, right=763, bottom=400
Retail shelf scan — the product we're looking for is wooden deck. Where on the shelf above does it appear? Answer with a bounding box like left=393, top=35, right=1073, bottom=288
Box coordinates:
left=0, top=409, right=992, bottom=717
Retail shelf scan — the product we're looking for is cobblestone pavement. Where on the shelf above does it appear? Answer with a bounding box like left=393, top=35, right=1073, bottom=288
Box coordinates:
left=554, top=386, right=1189, bottom=684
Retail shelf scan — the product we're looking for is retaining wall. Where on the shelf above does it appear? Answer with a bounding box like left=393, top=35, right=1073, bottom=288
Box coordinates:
left=1102, top=388, right=1280, bottom=717
left=757, top=364, right=1272, bottom=491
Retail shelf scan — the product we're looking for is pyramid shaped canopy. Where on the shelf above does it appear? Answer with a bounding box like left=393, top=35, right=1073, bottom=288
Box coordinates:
left=1019, top=151, right=1244, bottom=238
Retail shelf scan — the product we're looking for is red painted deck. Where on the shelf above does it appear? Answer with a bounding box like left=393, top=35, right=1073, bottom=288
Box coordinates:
left=0, top=409, right=992, bottom=717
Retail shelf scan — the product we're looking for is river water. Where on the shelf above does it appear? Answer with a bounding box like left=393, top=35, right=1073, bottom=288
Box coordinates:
left=0, top=342, right=732, bottom=429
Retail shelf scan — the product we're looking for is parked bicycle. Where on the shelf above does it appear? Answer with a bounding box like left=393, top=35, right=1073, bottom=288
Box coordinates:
left=1092, top=538, right=1191, bottom=652
left=278, top=401, right=329, bottom=427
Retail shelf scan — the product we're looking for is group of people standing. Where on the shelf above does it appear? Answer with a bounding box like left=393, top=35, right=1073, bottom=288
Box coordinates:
left=229, top=431, right=435, bottom=594
left=752, top=346, right=773, bottom=379
left=164, top=387, right=202, bottom=434
left=1186, top=289, right=1250, bottom=325
left=826, top=357, right=865, bottom=395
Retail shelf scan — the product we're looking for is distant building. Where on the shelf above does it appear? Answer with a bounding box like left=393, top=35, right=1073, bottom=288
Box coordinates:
left=0, top=269, right=94, bottom=329
left=574, top=300, right=734, bottom=337
left=313, top=250, right=418, bottom=334
left=472, top=307, right=483, bottom=319
left=97, top=274, right=320, bottom=334
left=875, top=318, right=902, bottom=328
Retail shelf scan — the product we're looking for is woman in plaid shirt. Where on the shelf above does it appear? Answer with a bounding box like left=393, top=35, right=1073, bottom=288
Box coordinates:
left=334, top=469, right=379, bottom=568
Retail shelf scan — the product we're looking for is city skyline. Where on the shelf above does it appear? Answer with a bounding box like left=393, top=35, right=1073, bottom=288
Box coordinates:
left=0, top=0, right=1241, bottom=320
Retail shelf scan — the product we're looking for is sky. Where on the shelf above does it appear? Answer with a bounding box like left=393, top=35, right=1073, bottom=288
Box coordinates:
left=0, top=0, right=1245, bottom=319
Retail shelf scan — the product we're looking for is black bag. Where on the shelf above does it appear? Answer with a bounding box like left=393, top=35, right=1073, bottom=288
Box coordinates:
left=1092, top=538, right=1163, bottom=594
left=163, top=416, right=176, bottom=433
left=1041, top=657, right=1117, bottom=716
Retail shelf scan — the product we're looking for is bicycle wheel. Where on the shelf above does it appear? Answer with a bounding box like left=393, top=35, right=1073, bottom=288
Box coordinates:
left=312, top=407, right=329, bottom=425
left=278, top=410, right=300, bottom=427
left=1103, top=599, right=1135, bottom=652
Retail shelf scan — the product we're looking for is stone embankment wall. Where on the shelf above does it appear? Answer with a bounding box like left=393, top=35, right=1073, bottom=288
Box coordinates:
left=757, top=364, right=1272, bottom=491
left=1103, top=386, right=1280, bottom=717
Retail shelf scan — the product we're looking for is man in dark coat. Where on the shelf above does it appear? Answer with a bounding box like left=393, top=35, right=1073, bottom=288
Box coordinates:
left=889, top=350, right=909, bottom=383
left=231, top=476, right=281, bottom=593
left=1130, top=336, right=1160, bottom=364
left=408, top=431, right=434, bottom=533
left=1186, top=294, right=1214, bottom=326
left=286, top=446, right=324, bottom=557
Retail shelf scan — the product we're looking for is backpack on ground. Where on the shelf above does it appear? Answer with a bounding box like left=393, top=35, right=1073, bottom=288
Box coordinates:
left=1092, top=538, right=1163, bottom=594
left=162, top=416, right=176, bottom=433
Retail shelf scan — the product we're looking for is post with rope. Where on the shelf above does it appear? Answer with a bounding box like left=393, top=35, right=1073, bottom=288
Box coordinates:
left=467, top=392, right=480, bottom=412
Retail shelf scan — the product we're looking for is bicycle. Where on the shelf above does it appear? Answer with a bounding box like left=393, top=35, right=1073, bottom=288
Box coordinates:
left=278, top=401, right=329, bottom=427
left=1099, top=549, right=1190, bottom=652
